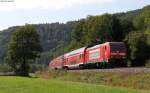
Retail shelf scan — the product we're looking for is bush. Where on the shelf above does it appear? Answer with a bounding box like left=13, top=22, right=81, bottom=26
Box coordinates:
left=0, top=64, right=12, bottom=73
left=29, top=64, right=47, bottom=73
left=145, top=60, right=150, bottom=67
left=125, top=31, right=150, bottom=66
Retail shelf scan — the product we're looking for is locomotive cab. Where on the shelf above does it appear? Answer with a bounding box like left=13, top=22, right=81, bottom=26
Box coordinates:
left=100, top=42, right=127, bottom=67
left=108, top=42, right=127, bottom=67
left=109, top=42, right=126, bottom=59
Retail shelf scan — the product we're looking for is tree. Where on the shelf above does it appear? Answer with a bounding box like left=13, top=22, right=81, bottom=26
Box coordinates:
left=133, top=6, right=150, bottom=30
left=5, top=24, right=42, bottom=76
left=125, top=31, right=150, bottom=66
left=69, top=14, right=124, bottom=50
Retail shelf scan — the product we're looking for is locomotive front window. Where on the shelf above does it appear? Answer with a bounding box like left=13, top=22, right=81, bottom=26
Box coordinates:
left=110, top=43, right=126, bottom=52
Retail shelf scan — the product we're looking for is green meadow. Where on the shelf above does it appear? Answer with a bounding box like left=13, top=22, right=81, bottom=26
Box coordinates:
left=0, top=76, right=149, bottom=93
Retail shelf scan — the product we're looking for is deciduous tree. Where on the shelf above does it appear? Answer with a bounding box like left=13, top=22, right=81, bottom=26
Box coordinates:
left=5, top=24, right=42, bottom=76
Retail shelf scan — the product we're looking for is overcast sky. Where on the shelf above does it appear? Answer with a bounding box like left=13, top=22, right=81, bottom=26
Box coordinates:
left=0, top=0, right=150, bottom=30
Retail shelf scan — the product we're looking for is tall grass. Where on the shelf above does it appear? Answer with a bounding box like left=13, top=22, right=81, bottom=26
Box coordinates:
left=36, top=70, right=150, bottom=90
left=0, top=76, right=148, bottom=93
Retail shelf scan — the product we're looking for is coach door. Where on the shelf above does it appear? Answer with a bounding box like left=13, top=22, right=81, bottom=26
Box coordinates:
left=102, top=45, right=107, bottom=62
left=104, top=45, right=109, bottom=62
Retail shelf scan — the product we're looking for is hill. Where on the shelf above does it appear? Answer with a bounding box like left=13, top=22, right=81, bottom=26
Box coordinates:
left=0, top=22, right=76, bottom=65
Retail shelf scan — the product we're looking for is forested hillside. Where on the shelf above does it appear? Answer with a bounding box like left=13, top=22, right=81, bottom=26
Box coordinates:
left=0, top=22, right=76, bottom=66
left=0, top=5, right=149, bottom=69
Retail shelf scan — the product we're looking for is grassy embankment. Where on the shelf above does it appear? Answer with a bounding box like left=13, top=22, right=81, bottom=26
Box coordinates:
left=36, top=70, right=150, bottom=91
left=0, top=76, right=148, bottom=93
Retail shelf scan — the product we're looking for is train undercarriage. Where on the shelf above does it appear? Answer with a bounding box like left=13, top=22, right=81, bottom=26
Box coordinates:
left=61, top=59, right=127, bottom=70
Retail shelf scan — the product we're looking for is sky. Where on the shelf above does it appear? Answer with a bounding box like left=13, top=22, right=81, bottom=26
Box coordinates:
left=0, top=0, right=150, bottom=30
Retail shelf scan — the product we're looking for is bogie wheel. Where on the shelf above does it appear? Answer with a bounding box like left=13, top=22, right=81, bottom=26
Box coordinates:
left=63, top=66, right=69, bottom=70
left=79, top=64, right=85, bottom=69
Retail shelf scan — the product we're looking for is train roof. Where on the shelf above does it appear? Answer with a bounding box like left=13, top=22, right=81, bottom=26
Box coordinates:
left=88, top=42, right=125, bottom=49
left=104, top=42, right=125, bottom=44
left=88, top=44, right=101, bottom=50
left=51, top=55, right=63, bottom=61
left=65, top=47, right=86, bottom=57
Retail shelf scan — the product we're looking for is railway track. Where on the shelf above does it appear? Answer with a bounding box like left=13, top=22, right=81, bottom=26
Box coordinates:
left=69, top=67, right=150, bottom=73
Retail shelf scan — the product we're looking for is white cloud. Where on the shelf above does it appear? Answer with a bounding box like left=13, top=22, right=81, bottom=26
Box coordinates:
left=0, top=0, right=114, bottom=11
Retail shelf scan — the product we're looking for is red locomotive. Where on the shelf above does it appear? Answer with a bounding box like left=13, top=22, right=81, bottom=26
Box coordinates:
left=49, top=42, right=127, bottom=69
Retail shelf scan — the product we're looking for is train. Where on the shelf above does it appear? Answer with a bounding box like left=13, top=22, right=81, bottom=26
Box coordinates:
left=49, top=42, right=127, bottom=69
